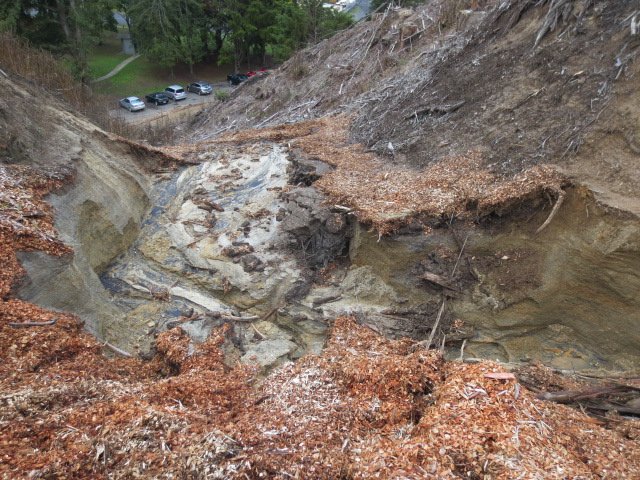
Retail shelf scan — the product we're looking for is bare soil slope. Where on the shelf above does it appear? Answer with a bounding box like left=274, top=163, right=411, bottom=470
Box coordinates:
left=193, top=0, right=640, bottom=218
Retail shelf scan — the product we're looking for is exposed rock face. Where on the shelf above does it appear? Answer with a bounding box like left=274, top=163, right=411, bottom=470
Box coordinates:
left=17, top=146, right=149, bottom=337
left=0, top=75, right=150, bottom=338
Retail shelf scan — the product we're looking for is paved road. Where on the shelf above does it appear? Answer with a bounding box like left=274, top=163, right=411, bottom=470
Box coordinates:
left=112, top=83, right=231, bottom=124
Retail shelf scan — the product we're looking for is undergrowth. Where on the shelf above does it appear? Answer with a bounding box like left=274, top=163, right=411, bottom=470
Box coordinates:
left=0, top=32, right=175, bottom=145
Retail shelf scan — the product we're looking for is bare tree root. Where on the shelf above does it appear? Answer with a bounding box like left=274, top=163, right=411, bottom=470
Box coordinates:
left=536, top=190, right=566, bottom=234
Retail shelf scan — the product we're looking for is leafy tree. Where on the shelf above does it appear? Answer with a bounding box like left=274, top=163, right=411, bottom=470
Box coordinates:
left=1, top=0, right=117, bottom=80
left=128, top=0, right=206, bottom=74
left=297, top=0, right=353, bottom=44
left=0, top=0, right=21, bottom=34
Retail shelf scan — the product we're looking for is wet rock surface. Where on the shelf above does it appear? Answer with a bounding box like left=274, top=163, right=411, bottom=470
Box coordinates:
left=96, top=143, right=361, bottom=366
left=13, top=129, right=639, bottom=372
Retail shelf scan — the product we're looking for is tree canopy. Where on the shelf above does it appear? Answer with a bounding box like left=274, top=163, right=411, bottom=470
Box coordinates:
left=126, top=0, right=354, bottom=71
left=1, top=0, right=118, bottom=80
left=1, top=0, right=355, bottom=78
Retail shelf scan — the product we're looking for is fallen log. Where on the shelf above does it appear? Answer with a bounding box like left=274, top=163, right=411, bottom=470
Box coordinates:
left=8, top=319, right=57, bottom=328
left=585, top=404, right=640, bottom=416
left=312, top=294, right=343, bottom=308
left=537, top=385, right=633, bottom=403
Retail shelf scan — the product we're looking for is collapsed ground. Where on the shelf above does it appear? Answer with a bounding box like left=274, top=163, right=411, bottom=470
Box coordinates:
left=2, top=0, right=640, bottom=478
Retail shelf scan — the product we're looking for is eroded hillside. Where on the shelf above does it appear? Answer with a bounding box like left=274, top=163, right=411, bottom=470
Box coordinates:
left=2, top=1, right=640, bottom=478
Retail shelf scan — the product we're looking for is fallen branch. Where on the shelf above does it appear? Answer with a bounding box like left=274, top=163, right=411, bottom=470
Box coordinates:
left=261, top=306, right=280, bottom=323
left=405, top=101, right=465, bottom=120
left=536, top=190, right=565, bottom=234
left=8, top=318, right=57, bottom=328
left=458, top=339, right=467, bottom=361
left=250, top=322, right=266, bottom=339
left=255, top=111, right=281, bottom=128
left=537, top=385, right=633, bottom=404
left=417, top=299, right=446, bottom=349
left=450, top=234, right=469, bottom=279
left=533, top=0, right=572, bottom=49
left=206, top=311, right=260, bottom=323
left=212, top=119, right=237, bottom=136
left=103, top=342, right=133, bottom=358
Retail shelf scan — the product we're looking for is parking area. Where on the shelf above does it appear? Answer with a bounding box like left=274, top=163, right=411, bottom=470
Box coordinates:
left=111, top=82, right=231, bottom=125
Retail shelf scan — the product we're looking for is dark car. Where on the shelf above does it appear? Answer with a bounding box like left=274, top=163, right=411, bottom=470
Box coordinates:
left=227, top=73, right=248, bottom=86
left=145, top=92, right=170, bottom=106
left=187, top=81, right=213, bottom=95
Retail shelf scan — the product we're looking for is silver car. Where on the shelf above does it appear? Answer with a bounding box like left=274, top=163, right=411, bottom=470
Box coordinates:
left=164, top=85, right=187, bottom=101
left=119, top=96, right=145, bottom=112
left=187, top=81, right=213, bottom=95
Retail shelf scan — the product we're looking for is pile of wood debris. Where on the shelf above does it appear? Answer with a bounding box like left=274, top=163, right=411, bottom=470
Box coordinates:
left=166, top=116, right=566, bottom=234
left=2, top=304, right=639, bottom=478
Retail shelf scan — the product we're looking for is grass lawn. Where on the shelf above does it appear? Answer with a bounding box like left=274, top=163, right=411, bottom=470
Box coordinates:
left=94, top=56, right=169, bottom=99
left=89, top=51, right=129, bottom=79
left=88, top=34, right=129, bottom=79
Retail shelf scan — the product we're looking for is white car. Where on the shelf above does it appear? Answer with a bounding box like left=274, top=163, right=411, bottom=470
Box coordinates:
left=119, top=96, right=145, bottom=112
left=164, top=85, right=187, bottom=101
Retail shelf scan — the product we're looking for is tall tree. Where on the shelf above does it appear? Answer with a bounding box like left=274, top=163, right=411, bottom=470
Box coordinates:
left=1, top=0, right=117, bottom=80
left=128, top=0, right=206, bottom=74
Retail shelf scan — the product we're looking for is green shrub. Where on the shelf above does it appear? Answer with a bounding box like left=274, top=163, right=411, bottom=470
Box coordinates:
left=215, top=90, right=230, bottom=102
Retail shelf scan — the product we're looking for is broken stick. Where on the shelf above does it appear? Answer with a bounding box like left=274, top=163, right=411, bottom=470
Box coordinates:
left=103, top=342, right=133, bottom=358
left=536, top=190, right=565, bottom=234
left=8, top=319, right=57, bottom=328
left=416, top=299, right=446, bottom=350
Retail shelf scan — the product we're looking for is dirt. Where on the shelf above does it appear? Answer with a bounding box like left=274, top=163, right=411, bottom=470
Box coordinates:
left=191, top=0, right=640, bottom=217
left=2, top=1, right=640, bottom=478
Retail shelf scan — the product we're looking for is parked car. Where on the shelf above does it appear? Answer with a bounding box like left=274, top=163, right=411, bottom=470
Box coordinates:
left=119, top=96, right=145, bottom=112
left=145, top=92, right=169, bottom=106
left=164, top=85, right=187, bottom=101
left=227, top=73, right=248, bottom=86
left=187, top=81, right=213, bottom=95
